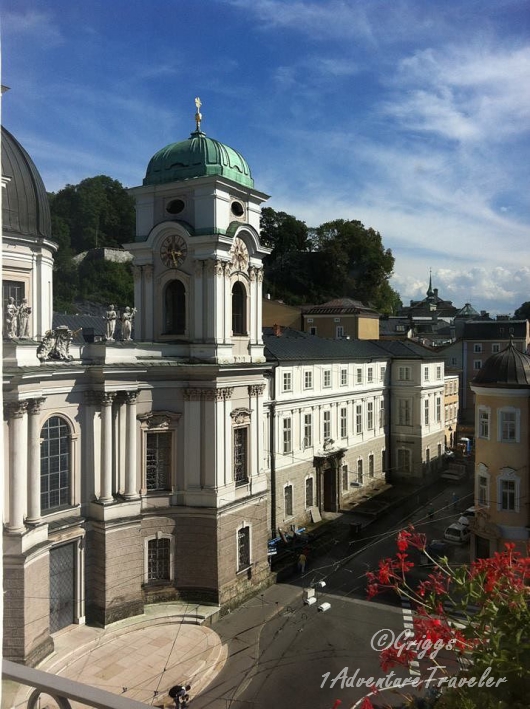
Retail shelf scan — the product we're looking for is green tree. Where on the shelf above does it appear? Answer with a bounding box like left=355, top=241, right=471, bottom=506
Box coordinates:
left=513, top=301, right=530, bottom=320
left=49, top=176, right=135, bottom=309
left=49, top=175, right=135, bottom=253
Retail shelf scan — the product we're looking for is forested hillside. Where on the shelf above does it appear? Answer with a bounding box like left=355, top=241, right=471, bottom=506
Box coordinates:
left=49, top=177, right=401, bottom=315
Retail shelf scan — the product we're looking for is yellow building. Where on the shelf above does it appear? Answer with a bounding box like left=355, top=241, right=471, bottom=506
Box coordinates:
left=470, top=341, right=530, bottom=559
left=302, top=298, right=380, bottom=339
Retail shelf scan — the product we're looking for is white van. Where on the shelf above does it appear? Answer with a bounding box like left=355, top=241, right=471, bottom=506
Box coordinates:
left=444, top=522, right=471, bottom=544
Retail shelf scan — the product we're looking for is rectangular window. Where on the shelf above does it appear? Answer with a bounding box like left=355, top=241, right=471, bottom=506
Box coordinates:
left=473, top=360, right=482, bottom=370
left=397, top=448, right=411, bottom=474
left=283, top=371, right=292, bottom=392
left=424, top=399, right=430, bottom=425
left=341, top=368, right=348, bottom=386
left=304, top=370, right=313, bottom=389
left=436, top=397, right=441, bottom=423
left=234, top=427, right=249, bottom=485
left=305, top=477, right=314, bottom=508
left=309, top=326, right=317, bottom=335
left=380, top=366, right=386, bottom=381
left=451, top=357, right=457, bottom=366
left=381, top=449, right=386, bottom=474
left=436, top=366, right=442, bottom=379
left=283, top=418, right=292, bottom=454
left=367, top=402, right=374, bottom=430
left=478, top=475, right=488, bottom=506
left=340, top=407, right=347, bottom=438
left=323, top=369, right=331, bottom=387
left=146, top=432, right=172, bottom=491
left=474, top=343, right=482, bottom=353
left=147, top=538, right=170, bottom=582
left=304, top=413, right=312, bottom=448
left=492, top=343, right=500, bottom=353
left=356, top=368, right=362, bottom=384
left=500, top=411, right=516, bottom=442
left=398, top=366, right=411, bottom=381
left=479, top=410, right=490, bottom=439
left=424, top=366, right=429, bottom=381
left=336, top=325, right=345, bottom=338
left=398, top=399, right=411, bottom=426
left=500, top=480, right=516, bottom=511
left=284, top=485, right=293, bottom=517
left=368, top=454, right=374, bottom=478
left=323, top=410, right=331, bottom=440
left=357, top=459, right=363, bottom=484
left=379, top=399, right=385, bottom=428
left=342, top=465, right=349, bottom=491
left=437, top=443, right=442, bottom=459
left=356, top=404, right=362, bottom=434
left=425, top=448, right=430, bottom=466
left=367, top=367, right=373, bottom=383
left=238, top=526, right=251, bottom=570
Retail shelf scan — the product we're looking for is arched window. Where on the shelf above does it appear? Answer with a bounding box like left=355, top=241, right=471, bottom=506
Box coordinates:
left=41, top=416, right=71, bottom=512
left=165, top=280, right=186, bottom=335
left=232, top=282, right=246, bottom=335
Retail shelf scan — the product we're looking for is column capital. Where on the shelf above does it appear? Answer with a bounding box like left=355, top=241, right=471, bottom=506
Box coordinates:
left=124, top=391, right=139, bottom=405
left=248, top=384, right=266, bottom=397
left=28, top=397, right=47, bottom=415
left=94, top=392, right=116, bottom=407
left=4, top=400, right=28, bottom=419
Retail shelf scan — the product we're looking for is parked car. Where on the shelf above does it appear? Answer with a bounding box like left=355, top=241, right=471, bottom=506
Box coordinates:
left=458, top=507, right=476, bottom=526
left=441, top=470, right=466, bottom=482
left=444, top=522, right=471, bottom=544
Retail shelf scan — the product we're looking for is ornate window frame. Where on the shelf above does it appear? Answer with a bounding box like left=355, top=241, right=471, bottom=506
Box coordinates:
left=40, top=413, right=78, bottom=515
left=231, top=407, right=251, bottom=486
left=497, top=468, right=520, bottom=513
left=138, top=411, right=181, bottom=495
left=477, top=405, right=490, bottom=440
left=477, top=463, right=490, bottom=508
left=497, top=406, right=520, bottom=443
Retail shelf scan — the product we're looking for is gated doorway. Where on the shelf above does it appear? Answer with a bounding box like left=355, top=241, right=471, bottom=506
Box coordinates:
left=323, top=466, right=337, bottom=512
left=49, top=543, right=76, bottom=633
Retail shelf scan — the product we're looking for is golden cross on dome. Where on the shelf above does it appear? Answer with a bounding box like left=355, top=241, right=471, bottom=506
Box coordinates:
left=194, top=97, right=202, bottom=131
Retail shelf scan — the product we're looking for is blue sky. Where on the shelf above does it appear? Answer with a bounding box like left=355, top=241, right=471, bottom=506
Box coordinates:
left=2, top=0, right=530, bottom=314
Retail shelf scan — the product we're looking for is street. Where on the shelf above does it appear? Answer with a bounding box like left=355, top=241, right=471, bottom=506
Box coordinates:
left=200, top=478, right=473, bottom=709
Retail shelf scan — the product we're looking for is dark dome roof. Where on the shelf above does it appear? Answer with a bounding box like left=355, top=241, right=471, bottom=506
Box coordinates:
left=1, top=126, right=51, bottom=239
left=144, top=130, right=253, bottom=188
left=473, top=340, right=530, bottom=387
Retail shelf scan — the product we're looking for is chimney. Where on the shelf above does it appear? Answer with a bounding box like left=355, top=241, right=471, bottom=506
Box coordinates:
left=273, top=323, right=281, bottom=337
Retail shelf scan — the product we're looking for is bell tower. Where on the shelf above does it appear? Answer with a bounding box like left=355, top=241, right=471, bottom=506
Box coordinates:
left=125, top=99, right=270, bottom=363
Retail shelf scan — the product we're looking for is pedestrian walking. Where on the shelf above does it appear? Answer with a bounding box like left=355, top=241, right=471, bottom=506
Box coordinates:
left=169, top=684, right=191, bottom=708
left=297, top=552, right=307, bottom=573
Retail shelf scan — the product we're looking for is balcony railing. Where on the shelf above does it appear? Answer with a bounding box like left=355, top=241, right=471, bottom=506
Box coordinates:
left=2, top=659, right=151, bottom=709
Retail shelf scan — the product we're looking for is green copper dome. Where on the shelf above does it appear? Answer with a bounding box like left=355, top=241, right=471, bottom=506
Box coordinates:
left=144, top=130, right=254, bottom=188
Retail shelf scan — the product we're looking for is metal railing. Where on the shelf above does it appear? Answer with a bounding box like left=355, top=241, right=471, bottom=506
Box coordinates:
left=3, top=660, right=151, bottom=709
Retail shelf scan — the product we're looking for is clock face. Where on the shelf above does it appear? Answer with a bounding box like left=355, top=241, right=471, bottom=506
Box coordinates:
left=231, top=237, right=249, bottom=270
left=160, top=234, right=187, bottom=268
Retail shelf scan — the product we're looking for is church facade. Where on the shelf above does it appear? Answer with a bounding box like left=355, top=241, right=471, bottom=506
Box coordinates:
left=2, top=104, right=447, bottom=666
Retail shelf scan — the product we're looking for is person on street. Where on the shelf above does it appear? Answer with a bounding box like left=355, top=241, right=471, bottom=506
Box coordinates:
left=297, top=552, right=307, bottom=573
left=169, top=684, right=191, bottom=707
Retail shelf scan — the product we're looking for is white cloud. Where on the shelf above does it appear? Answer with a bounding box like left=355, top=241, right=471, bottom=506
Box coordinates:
left=386, top=44, right=530, bottom=142
left=2, top=9, right=63, bottom=47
